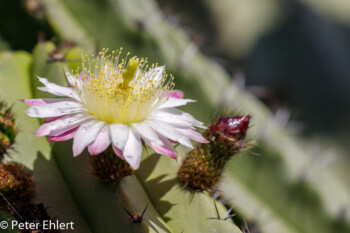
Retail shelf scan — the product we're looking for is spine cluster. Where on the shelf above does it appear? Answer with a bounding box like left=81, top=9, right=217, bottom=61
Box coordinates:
left=178, top=116, right=251, bottom=191
left=0, top=102, right=18, bottom=158
left=89, top=147, right=134, bottom=183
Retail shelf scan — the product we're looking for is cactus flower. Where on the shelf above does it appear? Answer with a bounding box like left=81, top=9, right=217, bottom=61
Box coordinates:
left=23, top=49, right=207, bottom=169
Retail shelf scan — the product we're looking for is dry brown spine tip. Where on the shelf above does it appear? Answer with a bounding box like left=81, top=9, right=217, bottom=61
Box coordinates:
left=124, top=204, right=148, bottom=223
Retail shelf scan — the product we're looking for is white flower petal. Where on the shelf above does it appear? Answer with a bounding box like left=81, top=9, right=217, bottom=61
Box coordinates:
left=88, top=125, right=111, bottom=155
left=37, top=77, right=79, bottom=100
left=132, top=122, right=163, bottom=146
left=123, top=130, right=142, bottom=169
left=73, top=120, right=105, bottom=156
left=35, top=113, right=93, bottom=136
left=159, top=98, right=196, bottom=109
left=151, top=110, right=193, bottom=128
left=109, top=124, right=129, bottom=150
left=154, top=108, right=206, bottom=129
left=25, top=100, right=84, bottom=118
left=149, top=120, right=193, bottom=149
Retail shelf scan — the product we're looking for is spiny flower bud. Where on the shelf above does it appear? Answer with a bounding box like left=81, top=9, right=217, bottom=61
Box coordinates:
left=0, top=102, right=18, bottom=158
left=89, top=147, right=134, bottom=183
left=178, top=116, right=251, bottom=191
left=0, top=162, right=35, bottom=210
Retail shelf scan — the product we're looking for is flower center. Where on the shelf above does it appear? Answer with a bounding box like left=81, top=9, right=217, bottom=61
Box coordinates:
left=72, top=48, right=174, bottom=124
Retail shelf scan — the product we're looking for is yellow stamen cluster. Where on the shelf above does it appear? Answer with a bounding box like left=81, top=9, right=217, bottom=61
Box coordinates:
left=73, top=48, right=174, bottom=124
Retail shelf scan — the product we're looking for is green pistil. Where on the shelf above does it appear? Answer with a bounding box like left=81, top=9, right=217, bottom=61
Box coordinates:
left=122, top=56, right=139, bottom=88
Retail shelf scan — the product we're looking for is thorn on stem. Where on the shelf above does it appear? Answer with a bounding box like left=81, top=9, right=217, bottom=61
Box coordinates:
left=123, top=204, right=148, bottom=223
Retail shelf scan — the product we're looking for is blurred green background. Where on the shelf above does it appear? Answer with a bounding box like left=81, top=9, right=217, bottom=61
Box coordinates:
left=0, top=0, right=350, bottom=233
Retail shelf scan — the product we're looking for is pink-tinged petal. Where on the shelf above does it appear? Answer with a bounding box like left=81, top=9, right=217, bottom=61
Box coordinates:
left=159, top=98, right=196, bottom=109
left=37, top=76, right=79, bottom=100
left=48, top=127, right=78, bottom=142
left=166, top=90, right=184, bottom=99
left=168, top=139, right=178, bottom=144
left=132, top=122, right=163, bottom=146
left=35, top=113, right=92, bottom=136
left=109, top=124, right=129, bottom=150
left=149, top=120, right=193, bottom=149
left=21, top=98, right=68, bottom=106
left=44, top=116, right=62, bottom=123
left=25, top=100, right=83, bottom=118
left=88, top=125, right=110, bottom=155
left=73, top=121, right=105, bottom=156
left=112, top=145, right=124, bottom=159
left=146, top=135, right=177, bottom=159
left=177, top=128, right=208, bottom=143
left=123, top=130, right=142, bottom=169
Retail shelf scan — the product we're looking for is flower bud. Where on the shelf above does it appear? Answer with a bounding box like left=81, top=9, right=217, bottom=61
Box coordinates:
left=178, top=116, right=251, bottom=191
left=89, top=147, right=134, bottom=183
left=0, top=102, right=18, bottom=158
left=0, top=162, right=35, bottom=210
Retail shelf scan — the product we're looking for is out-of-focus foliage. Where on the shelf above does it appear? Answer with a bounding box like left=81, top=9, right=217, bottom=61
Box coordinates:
left=204, top=0, right=282, bottom=58
left=302, top=0, right=350, bottom=24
